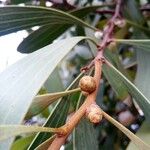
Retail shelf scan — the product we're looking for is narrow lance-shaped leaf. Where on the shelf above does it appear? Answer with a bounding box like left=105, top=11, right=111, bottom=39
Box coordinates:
left=0, top=37, right=91, bottom=124
left=17, top=4, right=112, bottom=53
left=11, top=135, right=35, bottom=150
left=0, top=6, right=96, bottom=36
left=127, top=121, right=150, bottom=150
left=126, top=20, right=150, bottom=35
left=115, top=39, right=150, bottom=103
left=35, top=135, right=56, bottom=150
left=105, top=60, right=150, bottom=121
left=28, top=95, right=71, bottom=149
left=28, top=73, right=83, bottom=149
left=26, top=88, right=80, bottom=119
left=123, top=0, right=150, bottom=36
left=0, top=36, right=95, bottom=149
left=73, top=95, right=99, bottom=150
left=103, top=65, right=128, bottom=100
left=102, top=110, right=150, bottom=149
left=0, top=125, right=60, bottom=141
left=115, top=39, right=150, bottom=52
left=118, top=0, right=150, bottom=117
left=11, top=0, right=30, bottom=4
left=44, top=67, right=64, bottom=93
left=135, top=45, right=150, bottom=111
left=121, top=2, right=150, bottom=148
left=103, top=50, right=129, bottom=99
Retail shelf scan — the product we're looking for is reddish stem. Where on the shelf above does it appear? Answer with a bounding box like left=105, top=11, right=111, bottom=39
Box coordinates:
left=96, top=0, right=122, bottom=55
left=83, top=0, right=122, bottom=71
left=48, top=1, right=123, bottom=149
left=48, top=60, right=102, bottom=150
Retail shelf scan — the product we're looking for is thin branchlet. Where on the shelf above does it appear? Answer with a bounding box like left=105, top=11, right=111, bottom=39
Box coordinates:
left=96, top=0, right=122, bottom=58
left=48, top=1, right=123, bottom=149
left=81, top=0, right=122, bottom=72
left=48, top=60, right=102, bottom=150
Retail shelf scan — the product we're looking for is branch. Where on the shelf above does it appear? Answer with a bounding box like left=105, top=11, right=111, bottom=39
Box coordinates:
left=96, top=0, right=122, bottom=54
left=48, top=1, right=122, bottom=149
left=82, top=0, right=122, bottom=72
left=48, top=60, right=102, bottom=150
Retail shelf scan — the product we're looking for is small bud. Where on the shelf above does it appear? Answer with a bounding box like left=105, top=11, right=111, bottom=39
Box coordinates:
left=94, top=30, right=103, bottom=39
left=86, top=103, right=103, bottom=124
left=88, top=112, right=103, bottom=123
left=79, top=76, right=96, bottom=94
left=114, top=18, right=126, bottom=28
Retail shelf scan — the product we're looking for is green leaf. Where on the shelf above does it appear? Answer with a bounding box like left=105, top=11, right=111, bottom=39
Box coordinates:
left=28, top=73, right=83, bottom=149
left=44, top=67, right=64, bottom=93
left=115, top=39, right=150, bottom=52
left=65, top=141, right=73, bottom=150
left=73, top=118, right=99, bottom=150
left=11, top=135, right=35, bottom=150
left=0, top=125, right=59, bottom=141
left=105, top=60, right=150, bottom=121
left=123, top=0, right=150, bottom=36
left=11, top=0, right=30, bottom=4
left=35, top=135, right=56, bottom=150
left=17, top=4, right=111, bottom=53
left=115, top=39, right=150, bottom=103
left=135, top=49, right=150, bottom=109
left=26, top=88, right=80, bottom=119
left=0, top=6, right=96, bottom=37
left=123, top=0, right=150, bottom=121
left=127, top=121, right=150, bottom=150
left=103, top=50, right=129, bottom=99
left=28, top=96, right=70, bottom=149
left=126, top=20, right=150, bottom=35
left=0, top=37, right=94, bottom=149
left=73, top=86, right=98, bottom=150
left=18, top=24, right=69, bottom=53
left=84, top=27, right=99, bottom=56
left=124, top=0, right=144, bottom=24
left=114, top=36, right=150, bottom=91
left=103, top=65, right=128, bottom=99
left=102, top=110, right=150, bottom=149
left=70, top=4, right=113, bottom=17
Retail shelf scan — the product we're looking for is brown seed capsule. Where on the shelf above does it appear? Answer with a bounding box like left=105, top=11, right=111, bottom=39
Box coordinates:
left=79, top=76, right=96, bottom=94
left=88, top=112, right=103, bottom=124
left=86, top=103, right=103, bottom=124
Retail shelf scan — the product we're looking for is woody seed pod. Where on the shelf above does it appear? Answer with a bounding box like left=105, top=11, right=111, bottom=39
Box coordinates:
left=79, top=76, right=96, bottom=94
left=88, top=112, right=103, bottom=124
left=86, top=103, right=103, bottom=124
